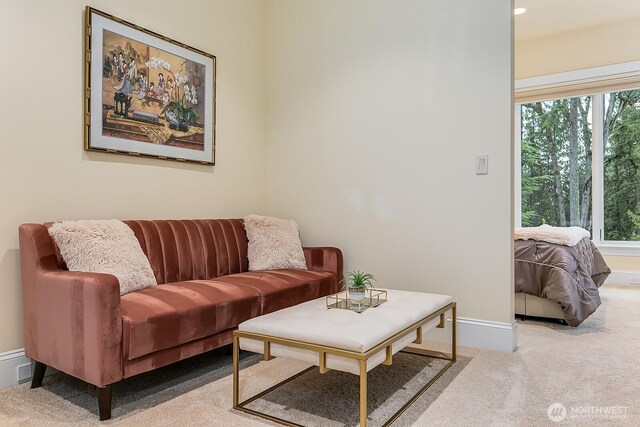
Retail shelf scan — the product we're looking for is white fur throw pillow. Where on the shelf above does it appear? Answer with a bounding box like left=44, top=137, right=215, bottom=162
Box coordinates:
left=243, top=214, right=307, bottom=271
left=48, top=220, right=157, bottom=295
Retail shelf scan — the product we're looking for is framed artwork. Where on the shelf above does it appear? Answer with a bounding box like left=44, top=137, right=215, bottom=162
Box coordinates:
left=84, top=7, right=216, bottom=165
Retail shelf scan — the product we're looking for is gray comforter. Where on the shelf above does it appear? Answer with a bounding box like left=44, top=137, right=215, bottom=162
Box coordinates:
left=515, top=237, right=610, bottom=326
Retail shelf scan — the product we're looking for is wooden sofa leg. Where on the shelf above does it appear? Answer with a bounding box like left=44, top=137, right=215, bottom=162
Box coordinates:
left=30, top=361, right=47, bottom=389
left=97, top=385, right=112, bottom=421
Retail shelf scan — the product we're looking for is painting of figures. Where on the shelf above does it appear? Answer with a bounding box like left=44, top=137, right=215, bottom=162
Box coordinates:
left=86, top=7, right=216, bottom=164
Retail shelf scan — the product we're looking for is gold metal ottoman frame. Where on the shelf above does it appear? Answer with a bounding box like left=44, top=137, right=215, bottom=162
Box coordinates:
left=232, top=302, right=456, bottom=427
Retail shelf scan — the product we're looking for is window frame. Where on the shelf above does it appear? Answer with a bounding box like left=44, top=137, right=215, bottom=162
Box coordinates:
left=515, top=61, right=640, bottom=256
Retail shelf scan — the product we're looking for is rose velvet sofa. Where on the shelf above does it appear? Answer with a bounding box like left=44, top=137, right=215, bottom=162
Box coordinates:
left=19, top=219, right=342, bottom=420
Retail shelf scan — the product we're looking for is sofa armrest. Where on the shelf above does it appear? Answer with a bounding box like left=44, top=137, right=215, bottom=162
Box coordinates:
left=303, top=247, right=343, bottom=293
left=19, top=224, right=123, bottom=387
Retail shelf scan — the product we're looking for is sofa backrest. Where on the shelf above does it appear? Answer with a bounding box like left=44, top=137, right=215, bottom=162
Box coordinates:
left=45, top=219, right=249, bottom=285
left=125, top=219, right=249, bottom=284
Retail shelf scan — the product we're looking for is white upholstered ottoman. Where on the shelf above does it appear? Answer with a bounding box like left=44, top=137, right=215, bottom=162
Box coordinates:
left=232, top=289, right=456, bottom=427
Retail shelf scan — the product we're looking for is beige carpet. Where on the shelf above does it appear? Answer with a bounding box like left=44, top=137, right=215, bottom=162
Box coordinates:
left=242, top=353, right=471, bottom=426
left=0, top=284, right=638, bottom=426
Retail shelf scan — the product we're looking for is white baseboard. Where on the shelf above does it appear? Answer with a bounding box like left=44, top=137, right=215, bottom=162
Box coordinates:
left=606, top=269, right=640, bottom=285
left=0, top=349, right=32, bottom=389
left=424, top=317, right=518, bottom=353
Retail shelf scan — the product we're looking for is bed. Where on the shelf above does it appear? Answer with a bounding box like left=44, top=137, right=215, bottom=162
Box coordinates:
left=514, top=226, right=610, bottom=326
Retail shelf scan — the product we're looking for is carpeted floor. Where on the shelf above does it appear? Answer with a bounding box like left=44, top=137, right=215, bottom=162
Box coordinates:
left=243, top=353, right=470, bottom=427
left=0, top=284, right=638, bottom=426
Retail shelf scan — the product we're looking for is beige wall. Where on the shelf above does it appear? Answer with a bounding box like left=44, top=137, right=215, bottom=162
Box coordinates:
left=516, top=17, right=640, bottom=271
left=516, top=17, right=640, bottom=79
left=0, top=0, right=267, bottom=353
left=265, top=0, right=514, bottom=323
left=1, top=0, right=515, bottom=354
left=604, top=256, right=640, bottom=271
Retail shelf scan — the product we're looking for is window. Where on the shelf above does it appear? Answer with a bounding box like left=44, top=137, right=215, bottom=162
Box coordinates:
left=603, top=90, right=640, bottom=241
left=520, top=96, right=592, bottom=233
left=516, top=79, right=640, bottom=248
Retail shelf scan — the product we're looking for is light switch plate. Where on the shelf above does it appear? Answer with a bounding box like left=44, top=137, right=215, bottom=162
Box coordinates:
left=476, top=155, right=488, bottom=175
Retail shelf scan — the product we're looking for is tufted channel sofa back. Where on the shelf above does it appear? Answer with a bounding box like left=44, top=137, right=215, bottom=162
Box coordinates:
left=45, top=219, right=249, bottom=285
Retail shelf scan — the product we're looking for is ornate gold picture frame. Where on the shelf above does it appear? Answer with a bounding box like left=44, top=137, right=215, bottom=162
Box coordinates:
left=84, top=7, right=216, bottom=165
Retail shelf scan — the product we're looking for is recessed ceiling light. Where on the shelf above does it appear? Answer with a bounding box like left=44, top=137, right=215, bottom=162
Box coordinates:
left=514, top=7, right=527, bottom=15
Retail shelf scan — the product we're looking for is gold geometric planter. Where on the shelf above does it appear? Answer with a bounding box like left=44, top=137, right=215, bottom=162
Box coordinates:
left=326, top=289, right=388, bottom=313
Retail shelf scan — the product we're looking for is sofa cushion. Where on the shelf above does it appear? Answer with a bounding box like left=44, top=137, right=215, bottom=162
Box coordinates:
left=47, top=220, right=157, bottom=295
left=213, top=269, right=337, bottom=315
left=121, top=280, right=261, bottom=360
left=243, top=215, right=307, bottom=271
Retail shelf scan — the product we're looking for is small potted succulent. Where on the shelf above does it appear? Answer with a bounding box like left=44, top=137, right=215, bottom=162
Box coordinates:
left=342, top=270, right=376, bottom=301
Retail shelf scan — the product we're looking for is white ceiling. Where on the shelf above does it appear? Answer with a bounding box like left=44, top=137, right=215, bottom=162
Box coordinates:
left=515, top=0, right=640, bottom=42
